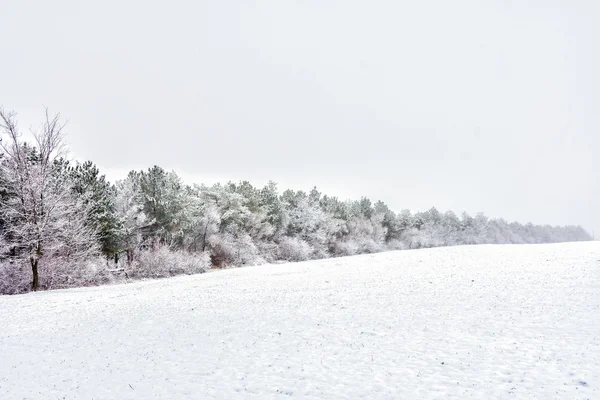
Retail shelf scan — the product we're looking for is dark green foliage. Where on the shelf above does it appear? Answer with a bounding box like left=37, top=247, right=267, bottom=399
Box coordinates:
left=67, top=161, right=120, bottom=258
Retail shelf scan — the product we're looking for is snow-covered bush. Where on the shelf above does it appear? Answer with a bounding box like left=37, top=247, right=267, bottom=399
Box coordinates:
left=386, top=239, right=407, bottom=251
left=277, top=237, right=312, bottom=262
left=345, top=218, right=385, bottom=254
left=0, top=261, right=30, bottom=295
left=39, top=257, right=117, bottom=290
left=207, top=233, right=264, bottom=268
left=0, top=257, right=119, bottom=294
left=127, top=245, right=210, bottom=279
left=256, top=241, right=279, bottom=264
left=330, top=240, right=359, bottom=257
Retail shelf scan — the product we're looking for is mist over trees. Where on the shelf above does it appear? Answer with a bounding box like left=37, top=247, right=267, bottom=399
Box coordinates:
left=0, top=109, right=592, bottom=294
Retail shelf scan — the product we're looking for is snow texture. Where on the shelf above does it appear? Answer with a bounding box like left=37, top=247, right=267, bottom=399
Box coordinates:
left=1, top=242, right=599, bottom=399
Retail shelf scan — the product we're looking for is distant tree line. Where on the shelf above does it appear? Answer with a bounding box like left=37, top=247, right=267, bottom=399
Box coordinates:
left=0, top=108, right=591, bottom=294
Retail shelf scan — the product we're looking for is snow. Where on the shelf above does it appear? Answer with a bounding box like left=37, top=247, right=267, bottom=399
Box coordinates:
left=1, top=242, right=599, bottom=399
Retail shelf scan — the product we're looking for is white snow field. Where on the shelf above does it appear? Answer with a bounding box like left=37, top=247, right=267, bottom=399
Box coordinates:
left=1, top=243, right=599, bottom=400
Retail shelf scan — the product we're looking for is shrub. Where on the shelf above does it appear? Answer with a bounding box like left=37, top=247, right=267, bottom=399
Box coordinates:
left=127, top=245, right=210, bottom=279
left=0, top=261, right=31, bottom=295
left=277, top=237, right=312, bottom=262
left=207, top=233, right=264, bottom=268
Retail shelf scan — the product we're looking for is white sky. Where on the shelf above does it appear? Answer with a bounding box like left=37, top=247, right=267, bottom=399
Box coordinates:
left=1, top=0, right=598, bottom=234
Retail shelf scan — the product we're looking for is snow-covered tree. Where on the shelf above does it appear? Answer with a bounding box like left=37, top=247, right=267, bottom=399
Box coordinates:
left=0, top=108, right=99, bottom=290
left=137, top=166, right=187, bottom=245
left=114, top=172, right=149, bottom=265
left=282, top=189, right=329, bottom=258
left=67, top=160, right=120, bottom=258
left=198, top=183, right=267, bottom=267
left=259, top=181, right=287, bottom=240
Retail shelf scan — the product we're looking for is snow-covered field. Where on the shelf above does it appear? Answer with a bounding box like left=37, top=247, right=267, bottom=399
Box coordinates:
left=1, top=242, right=599, bottom=399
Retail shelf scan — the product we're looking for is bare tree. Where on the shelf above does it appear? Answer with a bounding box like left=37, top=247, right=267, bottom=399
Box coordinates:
left=0, top=108, right=99, bottom=291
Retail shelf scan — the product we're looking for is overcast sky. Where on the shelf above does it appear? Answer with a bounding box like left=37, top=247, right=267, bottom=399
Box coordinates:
left=1, top=0, right=598, bottom=234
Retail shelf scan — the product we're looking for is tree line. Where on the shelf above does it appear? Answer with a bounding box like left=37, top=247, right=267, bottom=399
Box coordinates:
left=0, top=108, right=591, bottom=294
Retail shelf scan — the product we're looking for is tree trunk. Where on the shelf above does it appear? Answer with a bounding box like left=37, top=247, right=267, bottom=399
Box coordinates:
left=30, top=257, right=39, bottom=291
left=126, top=247, right=134, bottom=266
left=201, top=224, right=208, bottom=252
